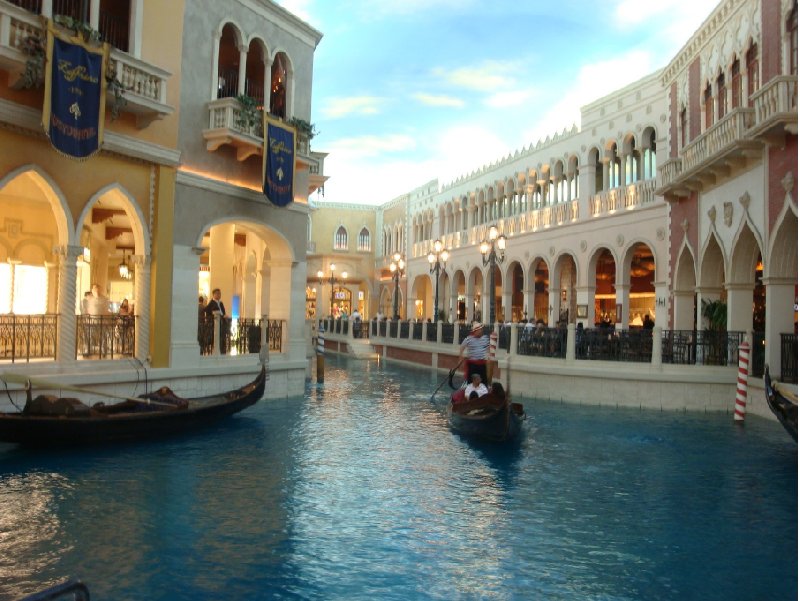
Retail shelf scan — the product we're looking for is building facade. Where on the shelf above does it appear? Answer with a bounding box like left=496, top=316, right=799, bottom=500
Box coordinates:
left=308, top=0, right=796, bottom=382
left=0, top=0, right=326, bottom=400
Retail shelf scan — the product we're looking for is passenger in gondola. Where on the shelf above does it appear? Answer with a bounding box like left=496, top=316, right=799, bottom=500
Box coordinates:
left=458, top=321, right=489, bottom=384
left=464, top=373, right=488, bottom=400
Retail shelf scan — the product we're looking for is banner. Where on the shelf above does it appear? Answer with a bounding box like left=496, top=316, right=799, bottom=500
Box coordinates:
left=263, top=116, right=296, bottom=207
left=42, top=25, right=108, bottom=159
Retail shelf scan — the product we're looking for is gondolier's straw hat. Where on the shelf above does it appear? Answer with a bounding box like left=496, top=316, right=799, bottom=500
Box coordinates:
left=471, top=321, right=483, bottom=332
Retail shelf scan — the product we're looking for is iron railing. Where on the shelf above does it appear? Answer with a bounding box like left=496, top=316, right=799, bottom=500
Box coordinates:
left=77, top=315, right=135, bottom=359
left=518, top=327, right=567, bottom=359
left=751, top=331, right=765, bottom=378
left=0, top=313, right=58, bottom=363
left=200, top=317, right=284, bottom=356
left=412, top=322, right=423, bottom=341
left=660, top=330, right=745, bottom=366
left=574, top=328, right=652, bottom=362
left=781, top=333, right=797, bottom=383
left=441, top=323, right=455, bottom=344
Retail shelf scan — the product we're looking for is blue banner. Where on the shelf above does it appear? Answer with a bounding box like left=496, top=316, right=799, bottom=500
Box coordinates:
left=42, top=28, right=107, bottom=159
left=263, top=119, right=295, bottom=207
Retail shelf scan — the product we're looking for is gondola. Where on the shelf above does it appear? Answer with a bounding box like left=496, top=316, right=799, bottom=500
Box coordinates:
left=0, top=365, right=267, bottom=445
left=448, top=382, right=525, bottom=442
left=764, top=367, right=797, bottom=442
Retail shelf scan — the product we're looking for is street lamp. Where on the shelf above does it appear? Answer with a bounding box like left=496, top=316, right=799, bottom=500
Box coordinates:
left=479, top=225, right=506, bottom=325
left=389, top=252, right=405, bottom=320
left=317, top=263, right=347, bottom=316
left=427, top=240, right=449, bottom=322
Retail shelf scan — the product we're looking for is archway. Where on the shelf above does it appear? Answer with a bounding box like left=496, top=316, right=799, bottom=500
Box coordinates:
left=673, top=245, right=697, bottom=330
left=591, top=248, right=616, bottom=326
left=531, top=259, right=549, bottom=324
left=624, top=242, right=655, bottom=327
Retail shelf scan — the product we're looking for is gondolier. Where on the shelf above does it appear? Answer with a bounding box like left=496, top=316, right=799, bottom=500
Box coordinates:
left=459, top=322, right=489, bottom=384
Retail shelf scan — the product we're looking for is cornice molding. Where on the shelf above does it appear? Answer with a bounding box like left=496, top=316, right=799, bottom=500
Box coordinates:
left=0, top=98, right=181, bottom=166
left=239, top=0, right=323, bottom=48
left=176, top=169, right=310, bottom=215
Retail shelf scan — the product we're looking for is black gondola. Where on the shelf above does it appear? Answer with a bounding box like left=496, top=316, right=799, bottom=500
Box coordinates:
left=447, top=382, right=525, bottom=442
left=764, top=366, right=797, bottom=442
left=0, top=366, right=267, bottom=445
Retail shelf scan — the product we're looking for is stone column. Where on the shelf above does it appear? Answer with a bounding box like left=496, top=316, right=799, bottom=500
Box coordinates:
left=651, top=326, right=662, bottom=365
left=132, top=254, right=151, bottom=364
left=89, top=0, right=100, bottom=29
left=725, top=282, right=754, bottom=333
left=209, top=223, right=235, bottom=315
left=615, top=283, right=630, bottom=330
left=673, top=290, right=695, bottom=330
left=653, top=281, right=669, bottom=328
left=237, top=45, right=248, bottom=96
left=55, top=245, right=83, bottom=364
left=45, top=260, right=58, bottom=314
left=566, top=322, right=576, bottom=360
left=764, top=277, right=796, bottom=377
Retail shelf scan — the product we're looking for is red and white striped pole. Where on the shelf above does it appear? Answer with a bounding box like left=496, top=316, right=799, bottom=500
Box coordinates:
left=734, top=341, right=750, bottom=422
left=488, top=330, right=498, bottom=383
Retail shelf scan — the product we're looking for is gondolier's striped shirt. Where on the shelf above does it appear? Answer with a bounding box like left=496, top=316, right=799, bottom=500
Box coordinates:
left=461, top=334, right=489, bottom=360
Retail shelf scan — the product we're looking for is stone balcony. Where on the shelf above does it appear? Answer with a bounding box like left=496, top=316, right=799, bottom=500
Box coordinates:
left=0, top=2, right=173, bottom=128
left=750, top=74, right=798, bottom=144
left=656, top=107, right=761, bottom=197
left=203, top=98, right=327, bottom=194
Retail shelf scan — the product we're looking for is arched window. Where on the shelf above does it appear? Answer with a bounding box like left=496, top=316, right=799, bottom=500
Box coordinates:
left=334, top=226, right=348, bottom=250
left=245, top=41, right=266, bottom=106
left=716, top=71, right=727, bottom=119
left=746, top=43, right=759, bottom=106
left=609, top=144, right=621, bottom=188
left=679, top=108, right=688, bottom=148
left=704, top=83, right=714, bottom=129
left=270, top=53, right=288, bottom=118
left=642, top=129, right=657, bottom=180
left=357, top=227, right=370, bottom=252
left=218, top=24, right=239, bottom=98
left=788, top=2, right=798, bottom=75
left=731, top=59, right=741, bottom=109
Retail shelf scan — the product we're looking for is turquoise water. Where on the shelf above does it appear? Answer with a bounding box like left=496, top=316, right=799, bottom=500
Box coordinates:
left=0, top=356, right=796, bottom=600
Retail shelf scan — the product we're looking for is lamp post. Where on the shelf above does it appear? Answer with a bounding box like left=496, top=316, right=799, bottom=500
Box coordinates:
left=317, top=263, right=347, bottom=316
left=389, top=252, right=405, bottom=320
left=479, top=225, right=506, bottom=325
left=427, top=240, right=449, bottom=322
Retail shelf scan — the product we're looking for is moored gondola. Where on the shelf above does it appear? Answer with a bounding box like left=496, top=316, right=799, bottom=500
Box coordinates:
left=448, top=382, right=525, bottom=442
left=764, top=366, right=797, bottom=442
left=0, top=365, right=267, bottom=445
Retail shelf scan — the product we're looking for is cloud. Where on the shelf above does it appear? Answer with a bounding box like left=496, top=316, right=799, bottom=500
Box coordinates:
left=521, top=49, right=653, bottom=144
left=412, top=93, right=465, bottom=108
left=484, top=89, right=534, bottom=109
left=613, top=0, right=721, bottom=57
left=326, top=134, right=417, bottom=160
left=433, top=60, right=518, bottom=91
left=321, top=96, right=385, bottom=119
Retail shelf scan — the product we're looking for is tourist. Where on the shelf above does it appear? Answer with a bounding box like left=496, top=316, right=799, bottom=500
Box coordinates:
left=118, top=298, right=131, bottom=316
left=463, top=373, right=488, bottom=400
left=87, top=284, right=111, bottom=316
left=458, top=321, right=489, bottom=384
left=204, top=288, right=226, bottom=317
left=643, top=314, right=654, bottom=330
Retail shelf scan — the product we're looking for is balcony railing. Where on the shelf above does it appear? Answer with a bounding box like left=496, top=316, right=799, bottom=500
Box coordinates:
left=199, top=316, right=284, bottom=356
left=77, top=315, right=135, bottom=359
left=781, top=333, right=797, bottom=384
left=0, top=313, right=57, bottom=362
left=0, top=2, right=173, bottom=126
left=591, top=180, right=656, bottom=217
left=750, top=75, right=798, bottom=141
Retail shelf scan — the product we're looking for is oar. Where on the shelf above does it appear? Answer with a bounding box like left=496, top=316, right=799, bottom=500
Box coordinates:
left=430, top=359, right=463, bottom=402
left=0, top=373, right=176, bottom=407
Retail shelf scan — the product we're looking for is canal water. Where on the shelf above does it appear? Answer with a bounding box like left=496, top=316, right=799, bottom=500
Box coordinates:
left=0, top=356, right=796, bottom=600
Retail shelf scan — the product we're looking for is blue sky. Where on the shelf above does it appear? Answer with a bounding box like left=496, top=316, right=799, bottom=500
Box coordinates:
left=275, top=0, right=720, bottom=205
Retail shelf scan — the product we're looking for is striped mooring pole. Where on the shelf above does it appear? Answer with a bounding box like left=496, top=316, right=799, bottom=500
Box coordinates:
left=734, top=341, right=750, bottom=422
left=316, top=324, right=325, bottom=383
left=487, top=330, right=498, bottom=384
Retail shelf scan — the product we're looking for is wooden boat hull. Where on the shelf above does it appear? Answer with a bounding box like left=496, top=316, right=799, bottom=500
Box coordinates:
left=0, top=366, right=266, bottom=445
left=764, top=367, right=797, bottom=443
left=447, top=388, right=524, bottom=442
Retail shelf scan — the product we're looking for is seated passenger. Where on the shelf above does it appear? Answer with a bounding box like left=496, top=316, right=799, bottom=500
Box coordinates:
left=463, top=373, right=488, bottom=399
